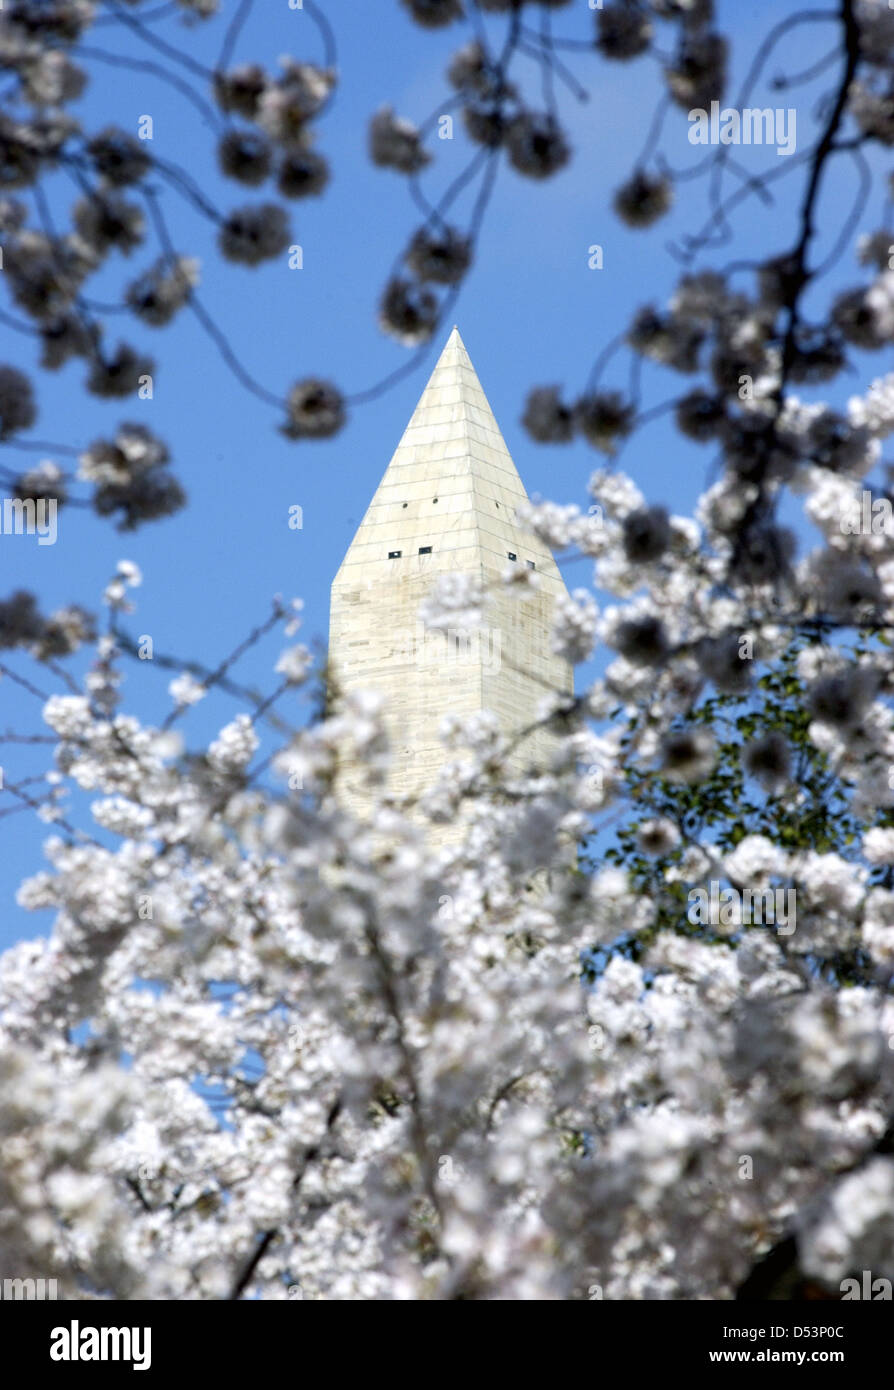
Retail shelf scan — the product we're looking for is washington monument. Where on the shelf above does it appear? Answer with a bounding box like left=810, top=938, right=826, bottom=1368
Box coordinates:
left=329, top=327, right=573, bottom=841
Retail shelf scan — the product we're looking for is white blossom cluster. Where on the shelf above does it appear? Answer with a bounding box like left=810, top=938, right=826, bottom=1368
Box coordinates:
left=2, top=512, right=894, bottom=1301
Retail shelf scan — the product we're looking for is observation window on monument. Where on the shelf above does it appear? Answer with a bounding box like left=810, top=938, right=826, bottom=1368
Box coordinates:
left=527, top=560, right=535, bottom=570
left=419, top=545, right=432, bottom=554
left=507, top=551, right=517, bottom=561
left=388, top=550, right=402, bottom=559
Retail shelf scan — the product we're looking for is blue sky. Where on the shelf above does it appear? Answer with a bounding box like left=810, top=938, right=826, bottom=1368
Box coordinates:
left=1, top=0, right=890, bottom=949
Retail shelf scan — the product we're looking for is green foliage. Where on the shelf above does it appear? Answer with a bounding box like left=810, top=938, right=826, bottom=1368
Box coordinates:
left=587, top=636, right=885, bottom=974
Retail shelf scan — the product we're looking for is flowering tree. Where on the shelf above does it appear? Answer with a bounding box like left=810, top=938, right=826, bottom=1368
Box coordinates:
left=2, top=0, right=894, bottom=1301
